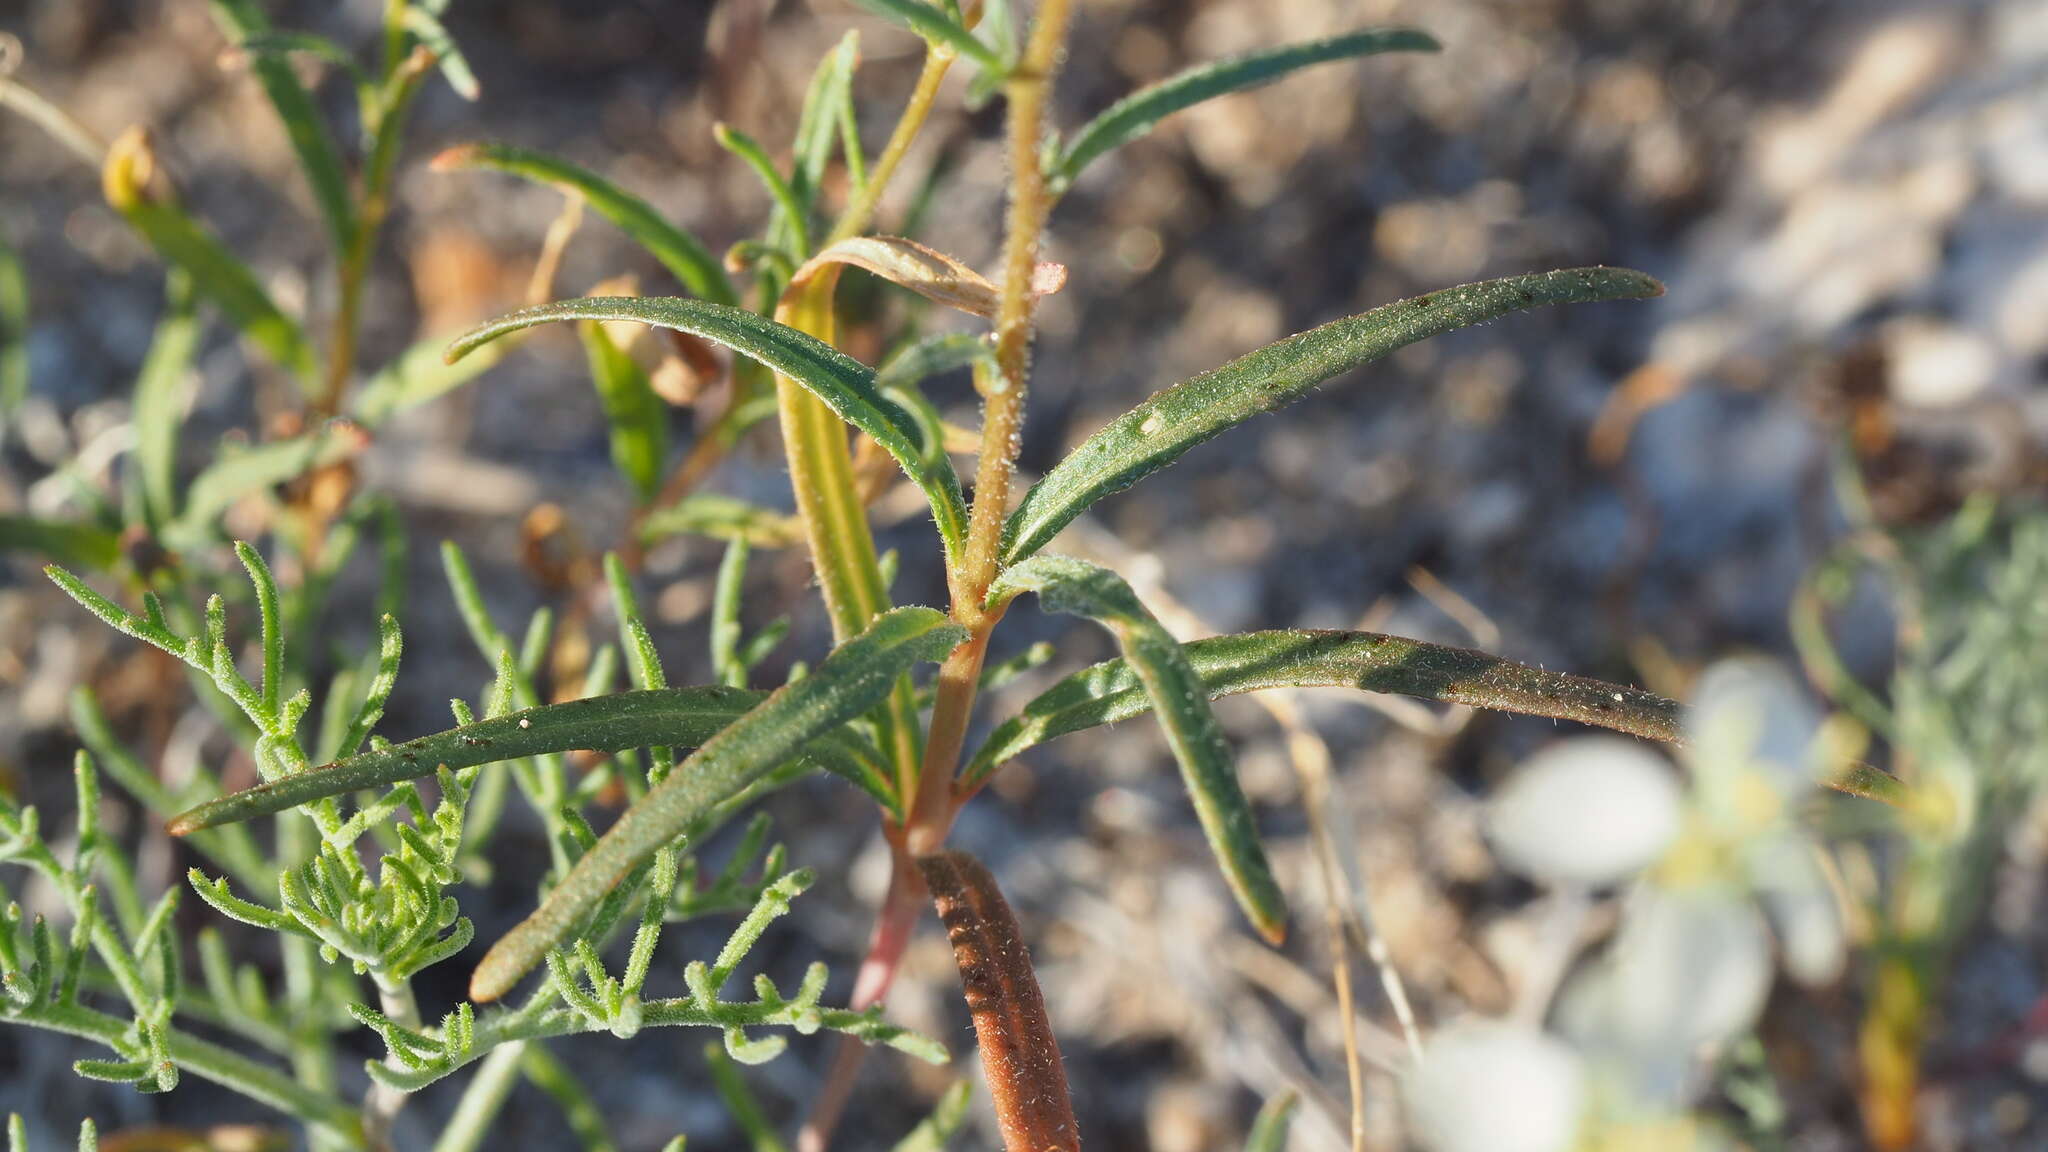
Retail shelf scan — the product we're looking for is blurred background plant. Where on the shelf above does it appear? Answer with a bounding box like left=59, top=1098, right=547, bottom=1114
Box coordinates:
left=2, top=0, right=2044, bottom=1149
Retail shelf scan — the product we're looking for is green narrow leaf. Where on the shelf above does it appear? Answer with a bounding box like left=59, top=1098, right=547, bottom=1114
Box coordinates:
left=875, top=332, right=998, bottom=394
left=210, top=0, right=357, bottom=258
left=0, top=226, right=27, bottom=419
left=850, top=0, right=1001, bottom=68
left=401, top=7, right=481, bottom=101
left=104, top=132, right=318, bottom=381
left=784, top=32, right=858, bottom=242
left=714, top=123, right=810, bottom=257
left=578, top=316, right=668, bottom=503
left=129, top=271, right=199, bottom=529
left=519, top=1045, right=618, bottom=1152
left=1244, top=1089, right=1298, bottom=1152
left=638, top=494, right=802, bottom=549
left=890, top=1080, right=974, bottom=1152
left=434, top=143, right=735, bottom=305
left=965, top=627, right=1687, bottom=786
left=168, top=683, right=896, bottom=833
left=173, top=420, right=368, bottom=541
left=352, top=331, right=508, bottom=425
left=468, top=606, right=964, bottom=1001
left=0, top=517, right=120, bottom=570
left=1049, top=28, right=1440, bottom=192
left=1003, top=267, right=1663, bottom=564
left=988, top=556, right=1287, bottom=944
left=448, top=297, right=969, bottom=564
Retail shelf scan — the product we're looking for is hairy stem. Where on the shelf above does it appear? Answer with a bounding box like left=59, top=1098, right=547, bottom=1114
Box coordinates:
left=794, top=854, right=926, bottom=1152
left=920, top=850, right=1078, bottom=1152
left=909, top=0, right=1075, bottom=854
left=431, top=1042, right=528, bottom=1152
left=363, top=976, right=422, bottom=1150
left=825, top=45, right=954, bottom=248
left=12, top=999, right=360, bottom=1143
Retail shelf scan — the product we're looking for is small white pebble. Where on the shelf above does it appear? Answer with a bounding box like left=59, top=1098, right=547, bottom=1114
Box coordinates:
left=1613, top=692, right=1625, bottom=702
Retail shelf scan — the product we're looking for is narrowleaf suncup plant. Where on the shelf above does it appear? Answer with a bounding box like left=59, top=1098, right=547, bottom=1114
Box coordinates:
left=1, top=0, right=1915, bottom=1148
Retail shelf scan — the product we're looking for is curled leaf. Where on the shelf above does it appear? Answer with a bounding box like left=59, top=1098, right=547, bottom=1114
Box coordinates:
left=1049, top=27, right=1440, bottom=193
left=791, top=236, right=1065, bottom=319
left=448, top=296, right=969, bottom=565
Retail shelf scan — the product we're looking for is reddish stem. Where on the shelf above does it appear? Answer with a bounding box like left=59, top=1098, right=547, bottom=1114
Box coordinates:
left=920, top=849, right=1079, bottom=1152
left=796, top=842, right=927, bottom=1152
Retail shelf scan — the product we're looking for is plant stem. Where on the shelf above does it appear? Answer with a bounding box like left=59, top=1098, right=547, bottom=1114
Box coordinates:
left=909, top=0, right=1075, bottom=854
left=794, top=852, right=927, bottom=1152
left=825, top=46, right=954, bottom=248
left=432, top=1041, right=528, bottom=1152
left=320, top=46, right=432, bottom=417
left=920, top=850, right=1078, bottom=1152
left=14, top=999, right=361, bottom=1143
left=363, top=976, right=422, bottom=1151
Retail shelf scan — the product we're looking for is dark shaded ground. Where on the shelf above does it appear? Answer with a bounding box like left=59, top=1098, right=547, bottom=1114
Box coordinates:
left=3, top=0, right=2045, bottom=1148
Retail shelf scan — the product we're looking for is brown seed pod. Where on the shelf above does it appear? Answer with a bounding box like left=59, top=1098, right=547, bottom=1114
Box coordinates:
left=919, top=849, right=1080, bottom=1152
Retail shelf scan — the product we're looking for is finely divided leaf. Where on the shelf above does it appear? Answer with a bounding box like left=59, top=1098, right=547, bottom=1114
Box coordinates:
left=1049, top=27, right=1439, bottom=193
left=448, top=297, right=970, bottom=563
left=965, top=628, right=1686, bottom=786
left=434, top=143, right=736, bottom=304
left=988, top=556, right=1287, bottom=944
left=468, top=606, right=965, bottom=1001
left=1003, top=267, right=1663, bottom=564
left=168, top=685, right=893, bottom=834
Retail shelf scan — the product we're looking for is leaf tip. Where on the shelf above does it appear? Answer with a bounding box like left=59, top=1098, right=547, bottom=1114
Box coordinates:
left=1253, top=913, right=1288, bottom=948
left=429, top=143, right=484, bottom=173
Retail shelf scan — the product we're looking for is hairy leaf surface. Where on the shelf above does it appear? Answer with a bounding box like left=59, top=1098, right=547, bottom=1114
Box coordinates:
left=448, top=297, right=969, bottom=562
left=169, top=686, right=893, bottom=835
left=434, top=143, right=735, bottom=305
left=467, top=606, right=965, bottom=1000
left=989, top=556, right=1287, bottom=944
left=1050, top=27, right=1440, bottom=192
left=965, top=628, right=1686, bottom=786
left=1003, top=267, right=1663, bottom=563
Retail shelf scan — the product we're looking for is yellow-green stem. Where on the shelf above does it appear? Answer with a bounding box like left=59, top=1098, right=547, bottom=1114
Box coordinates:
left=776, top=277, right=927, bottom=791
left=908, top=0, right=1075, bottom=852
left=826, top=46, right=953, bottom=248
left=321, top=47, right=431, bottom=417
